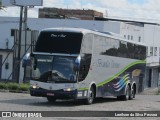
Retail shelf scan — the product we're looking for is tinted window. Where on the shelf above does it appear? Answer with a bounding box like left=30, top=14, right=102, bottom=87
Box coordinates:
left=78, top=54, right=92, bottom=82
left=35, top=31, right=83, bottom=54
left=94, top=35, right=119, bottom=56
left=94, top=35, right=146, bottom=60
left=78, top=34, right=93, bottom=82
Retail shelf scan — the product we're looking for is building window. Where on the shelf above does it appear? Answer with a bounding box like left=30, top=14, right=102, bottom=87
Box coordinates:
left=150, top=47, right=153, bottom=56
left=124, top=35, right=126, bottom=38
left=5, top=62, right=9, bottom=69
left=138, top=36, right=141, bottom=42
left=154, top=47, right=157, bottom=56
left=146, top=47, right=149, bottom=57
left=128, top=35, right=130, bottom=40
left=131, top=36, right=133, bottom=40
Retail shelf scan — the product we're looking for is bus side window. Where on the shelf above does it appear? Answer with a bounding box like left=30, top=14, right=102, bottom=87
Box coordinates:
left=78, top=54, right=91, bottom=82
left=78, top=62, right=86, bottom=81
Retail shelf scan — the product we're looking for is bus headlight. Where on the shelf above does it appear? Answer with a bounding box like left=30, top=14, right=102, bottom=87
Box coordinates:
left=63, top=88, right=75, bottom=92
left=31, top=84, right=39, bottom=89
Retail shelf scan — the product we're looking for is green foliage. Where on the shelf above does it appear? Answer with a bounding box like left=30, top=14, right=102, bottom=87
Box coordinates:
left=0, top=83, right=7, bottom=89
left=0, top=82, right=29, bottom=92
left=7, top=83, right=19, bottom=90
left=18, top=83, right=30, bottom=92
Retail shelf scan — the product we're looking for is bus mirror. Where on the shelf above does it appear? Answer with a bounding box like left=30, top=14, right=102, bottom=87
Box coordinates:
left=74, top=55, right=81, bottom=71
left=75, top=55, right=81, bottom=65
left=22, top=53, right=31, bottom=68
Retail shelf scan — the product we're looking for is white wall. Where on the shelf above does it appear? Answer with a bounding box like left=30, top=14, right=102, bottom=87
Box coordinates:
left=0, top=17, right=108, bottom=49
left=120, top=22, right=144, bottom=42
left=0, top=17, right=18, bottom=49
left=144, top=24, right=160, bottom=66
left=103, top=21, right=121, bottom=34
left=0, top=51, right=13, bottom=80
left=27, top=18, right=105, bottom=32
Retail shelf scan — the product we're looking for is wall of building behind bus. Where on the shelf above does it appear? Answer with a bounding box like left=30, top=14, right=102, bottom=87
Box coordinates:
left=144, top=24, right=160, bottom=67
left=12, top=30, right=38, bottom=83
left=120, top=22, right=144, bottom=43
left=0, top=17, right=122, bottom=48
left=0, top=51, right=13, bottom=80
left=144, top=25, right=160, bottom=88
left=145, top=68, right=159, bottom=88
left=0, top=17, right=139, bottom=49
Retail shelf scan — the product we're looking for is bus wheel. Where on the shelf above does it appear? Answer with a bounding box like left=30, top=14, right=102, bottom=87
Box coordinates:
left=124, top=85, right=130, bottom=100
left=117, top=85, right=130, bottom=101
left=85, top=86, right=95, bottom=105
left=129, top=87, right=135, bottom=100
left=47, top=96, right=56, bottom=103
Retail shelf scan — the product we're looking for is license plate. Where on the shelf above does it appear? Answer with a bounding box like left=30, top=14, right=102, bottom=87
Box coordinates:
left=47, top=93, right=54, bottom=96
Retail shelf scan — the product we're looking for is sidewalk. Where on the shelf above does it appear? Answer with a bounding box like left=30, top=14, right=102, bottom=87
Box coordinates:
left=139, top=88, right=159, bottom=95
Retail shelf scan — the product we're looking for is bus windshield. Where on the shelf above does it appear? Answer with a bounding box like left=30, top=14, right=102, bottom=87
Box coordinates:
left=31, top=55, right=77, bottom=83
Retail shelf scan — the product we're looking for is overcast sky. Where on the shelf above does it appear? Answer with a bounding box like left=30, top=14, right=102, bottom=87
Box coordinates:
left=0, top=0, right=160, bottom=21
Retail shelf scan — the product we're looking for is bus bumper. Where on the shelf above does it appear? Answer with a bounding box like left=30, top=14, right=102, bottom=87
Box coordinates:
left=30, top=88, right=78, bottom=99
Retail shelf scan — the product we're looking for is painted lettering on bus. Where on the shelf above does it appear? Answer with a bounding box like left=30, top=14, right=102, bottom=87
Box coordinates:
left=51, top=34, right=66, bottom=38
left=93, top=59, right=120, bottom=68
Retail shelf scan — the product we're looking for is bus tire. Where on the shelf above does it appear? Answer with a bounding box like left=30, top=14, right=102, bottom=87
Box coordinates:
left=85, top=86, right=95, bottom=105
left=117, top=85, right=130, bottom=101
left=124, top=85, right=130, bottom=100
left=47, top=96, right=56, bottom=103
left=129, top=87, right=135, bottom=100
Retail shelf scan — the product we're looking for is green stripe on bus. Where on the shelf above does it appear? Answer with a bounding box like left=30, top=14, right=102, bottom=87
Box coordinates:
left=97, top=60, right=146, bottom=87
left=78, top=60, right=146, bottom=90
left=78, top=87, right=89, bottom=91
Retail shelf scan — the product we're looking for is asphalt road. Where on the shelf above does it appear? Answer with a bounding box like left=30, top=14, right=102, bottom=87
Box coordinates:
left=0, top=92, right=159, bottom=120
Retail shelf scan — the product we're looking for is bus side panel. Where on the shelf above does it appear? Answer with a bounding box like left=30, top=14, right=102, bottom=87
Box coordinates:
left=90, top=55, right=146, bottom=97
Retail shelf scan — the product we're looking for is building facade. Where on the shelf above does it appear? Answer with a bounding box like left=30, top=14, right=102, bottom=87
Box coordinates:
left=39, top=7, right=103, bottom=20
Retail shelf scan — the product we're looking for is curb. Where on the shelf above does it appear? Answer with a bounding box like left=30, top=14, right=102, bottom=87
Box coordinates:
left=0, top=89, right=29, bottom=94
left=0, top=89, right=9, bottom=92
left=139, top=88, right=159, bottom=95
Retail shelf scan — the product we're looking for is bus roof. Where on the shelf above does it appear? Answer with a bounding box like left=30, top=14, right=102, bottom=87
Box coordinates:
left=42, top=27, right=92, bottom=34
left=41, top=27, right=146, bottom=47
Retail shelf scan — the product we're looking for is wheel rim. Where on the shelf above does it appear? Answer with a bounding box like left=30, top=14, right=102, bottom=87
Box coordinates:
left=88, top=89, right=94, bottom=103
left=131, top=89, right=134, bottom=98
left=126, top=87, right=129, bottom=100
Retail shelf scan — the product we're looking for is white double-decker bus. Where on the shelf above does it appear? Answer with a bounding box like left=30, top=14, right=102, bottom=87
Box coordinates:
left=25, top=27, right=146, bottom=104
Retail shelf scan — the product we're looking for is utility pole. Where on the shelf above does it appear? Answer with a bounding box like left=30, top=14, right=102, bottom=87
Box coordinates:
left=23, top=6, right=28, bottom=83
left=17, top=6, right=24, bottom=83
